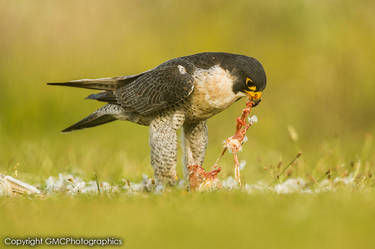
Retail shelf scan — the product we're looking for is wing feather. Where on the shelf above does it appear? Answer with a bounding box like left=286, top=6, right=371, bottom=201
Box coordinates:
left=116, top=58, right=195, bottom=115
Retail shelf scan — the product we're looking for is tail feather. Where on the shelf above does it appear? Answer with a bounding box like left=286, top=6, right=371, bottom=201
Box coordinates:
left=62, top=113, right=116, bottom=133
left=48, top=77, right=122, bottom=91
left=62, top=104, right=123, bottom=132
left=47, top=71, right=148, bottom=91
left=86, top=91, right=117, bottom=104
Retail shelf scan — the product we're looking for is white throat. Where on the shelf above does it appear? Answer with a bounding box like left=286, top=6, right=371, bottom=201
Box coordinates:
left=192, top=65, right=245, bottom=109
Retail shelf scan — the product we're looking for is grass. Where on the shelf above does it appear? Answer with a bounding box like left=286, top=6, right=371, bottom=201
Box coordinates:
left=1, top=0, right=375, bottom=248
left=2, top=192, right=375, bottom=249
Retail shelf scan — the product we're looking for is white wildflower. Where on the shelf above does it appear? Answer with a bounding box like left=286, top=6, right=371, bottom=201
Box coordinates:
left=100, top=181, right=112, bottom=192
left=154, top=184, right=164, bottom=194
left=66, top=177, right=86, bottom=195
left=274, top=178, right=306, bottom=194
left=316, top=179, right=332, bottom=193
left=248, top=115, right=258, bottom=125
left=83, top=181, right=99, bottom=194
left=129, top=182, right=144, bottom=193
left=221, top=176, right=239, bottom=190
left=334, top=174, right=354, bottom=185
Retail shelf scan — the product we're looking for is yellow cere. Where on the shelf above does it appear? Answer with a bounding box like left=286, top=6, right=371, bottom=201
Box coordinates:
left=248, top=86, right=257, bottom=91
left=245, top=90, right=262, bottom=100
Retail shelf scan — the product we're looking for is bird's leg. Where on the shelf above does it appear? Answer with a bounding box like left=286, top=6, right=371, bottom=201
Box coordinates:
left=182, top=121, right=208, bottom=180
left=149, top=111, right=185, bottom=186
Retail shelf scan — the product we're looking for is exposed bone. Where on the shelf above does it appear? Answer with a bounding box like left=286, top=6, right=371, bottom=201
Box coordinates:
left=215, top=100, right=257, bottom=186
left=0, top=174, right=41, bottom=196
left=187, top=100, right=257, bottom=190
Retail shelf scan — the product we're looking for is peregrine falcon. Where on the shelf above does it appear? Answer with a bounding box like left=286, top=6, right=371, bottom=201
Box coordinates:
left=48, top=52, right=266, bottom=185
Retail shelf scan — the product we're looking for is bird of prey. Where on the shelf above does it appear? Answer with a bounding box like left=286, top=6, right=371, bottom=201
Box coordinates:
left=48, top=52, right=266, bottom=185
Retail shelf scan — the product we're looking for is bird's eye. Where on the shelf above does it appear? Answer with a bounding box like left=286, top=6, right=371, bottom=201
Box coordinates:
left=246, top=77, right=253, bottom=85
left=245, top=77, right=256, bottom=91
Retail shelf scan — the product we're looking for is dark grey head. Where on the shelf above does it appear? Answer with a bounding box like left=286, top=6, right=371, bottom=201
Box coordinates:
left=184, top=52, right=267, bottom=106
left=220, top=54, right=266, bottom=107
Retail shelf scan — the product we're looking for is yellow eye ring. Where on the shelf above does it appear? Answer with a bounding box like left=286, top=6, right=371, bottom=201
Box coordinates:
left=246, top=77, right=257, bottom=91
left=246, top=77, right=254, bottom=85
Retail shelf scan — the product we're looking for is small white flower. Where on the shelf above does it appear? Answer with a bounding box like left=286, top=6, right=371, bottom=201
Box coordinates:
left=248, top=115, right=258, bottom=125
left=333, top=174, right=355, bottom=185
left=155, top=184, right=164, bottom=194
left=129, top=182, right=144, bottom=192
left=221, top=176, right=239, bottom=190
left=274, top=178, right=306, bottom=194
left=83, top=181, right=98, bottom=193
left=100, top=182, right=112, bottom=192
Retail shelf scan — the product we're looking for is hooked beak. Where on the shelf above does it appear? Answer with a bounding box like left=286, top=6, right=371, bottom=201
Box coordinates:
left=245, top=91, right=262, bottom=106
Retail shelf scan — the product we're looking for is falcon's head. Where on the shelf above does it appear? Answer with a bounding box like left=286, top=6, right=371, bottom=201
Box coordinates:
left=227, top=55, right=267, bottom=106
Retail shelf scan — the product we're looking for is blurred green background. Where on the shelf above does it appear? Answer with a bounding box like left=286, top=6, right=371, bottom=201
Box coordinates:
left=1, top=0, right=374, bottom=248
